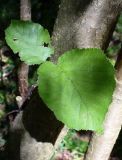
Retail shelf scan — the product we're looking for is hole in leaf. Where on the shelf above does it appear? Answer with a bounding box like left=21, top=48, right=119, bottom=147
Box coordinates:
left=44, top=42, right=48, bottom=47
left=13, top=38, right=18, bottom=41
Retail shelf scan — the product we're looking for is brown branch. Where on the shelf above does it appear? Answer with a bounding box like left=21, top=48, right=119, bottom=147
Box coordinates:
left=18, top=0, right=31, bottom=102
left=7, top=1, right=63, bottom=159
left=6, top=1, right=32, bottom=159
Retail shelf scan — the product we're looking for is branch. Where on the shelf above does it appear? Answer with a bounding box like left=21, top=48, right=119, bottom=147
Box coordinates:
left=76, top=0, right=122, bottom=159
left=74, top=0, right=121, bottom=49
left=20, top=0, right=31, bottom=20
left=85, top=47, right=122, bottom=160
left=51, top=0, right=122, bottom=158
left=18, top=0, right=31, bottom=102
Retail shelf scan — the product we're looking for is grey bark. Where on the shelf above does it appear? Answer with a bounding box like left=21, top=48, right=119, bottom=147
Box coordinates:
left=20, top=0, right=31, bottom=20
left=51, top=0, right=122, bottom=160
left=50, top=0, right=94, bottom=147
left=51, top=0, right=121, bottom=62
left=73, top=0, right=122, bottom=160
left=74, top=0, right=121, bottom=50
left=51, top=0, right=93, bottom=62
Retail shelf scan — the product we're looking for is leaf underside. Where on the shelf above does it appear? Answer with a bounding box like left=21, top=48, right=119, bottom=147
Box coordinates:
left=5, top=20, right=54, bottom=65
left=38, top=49, right=115, bottom=132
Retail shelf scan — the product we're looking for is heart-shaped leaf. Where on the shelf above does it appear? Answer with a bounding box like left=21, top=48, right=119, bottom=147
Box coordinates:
left=38, top=49, right=115, bottom=132
left=5, top=20, right=54, bottom=65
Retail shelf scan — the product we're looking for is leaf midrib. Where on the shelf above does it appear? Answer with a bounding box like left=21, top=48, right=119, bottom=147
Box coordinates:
left=59, top=67, right=89, bottom=127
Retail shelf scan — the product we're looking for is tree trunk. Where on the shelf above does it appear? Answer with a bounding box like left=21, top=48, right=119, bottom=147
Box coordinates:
left=72, top=0, right=122, bottom=159
left=74, top=1, right=121, bottom=50
left=51, top=2, right=122, bottom=159
left=51, top=0, right=122, bottom=159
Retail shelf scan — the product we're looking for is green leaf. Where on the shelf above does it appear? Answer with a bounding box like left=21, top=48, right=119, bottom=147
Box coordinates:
left=38, top=48, right=115, bottom=132
left=5, top=20, right=54, bottom=65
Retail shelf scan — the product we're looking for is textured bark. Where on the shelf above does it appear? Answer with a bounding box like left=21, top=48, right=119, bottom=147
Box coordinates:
left=51, top=0, right=122, bottom=62
left=51, top=1, right=122, bottom=158
left=51, top=0, right=122, bottom=159
left=18, top=0, right=31, bottom=100
left=74, top=0, right=121, bottom=50
left=18, top=63, right=29, bottom=101
left=51, top=0, right=92, bottom=62
left=76, top=1, right=122, bottom=160
left=20, top=0, right=31, bottom=21
left=50, top=0, right=92, bottom=147
left=7, top=0, right=31, bottom=160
